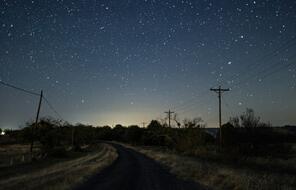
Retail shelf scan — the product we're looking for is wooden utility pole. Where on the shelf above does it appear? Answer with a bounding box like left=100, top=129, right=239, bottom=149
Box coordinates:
left=71, top=126, right=75, bottom=147
left=210, top=86, right=229, bottom=145
left=141, top=122, right=146, bottom=128
left=30, top=90, right=43, bottom=153
left=164, top=109, right=174, bottom=128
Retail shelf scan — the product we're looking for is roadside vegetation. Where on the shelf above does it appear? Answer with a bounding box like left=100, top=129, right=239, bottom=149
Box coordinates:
left=126, top=144, right=296, bottom=190
left=1, top=108, right=295, bottom=190
left=0, top=143, right=117, bottom=190
left=0, top=118, right=118, bottom=190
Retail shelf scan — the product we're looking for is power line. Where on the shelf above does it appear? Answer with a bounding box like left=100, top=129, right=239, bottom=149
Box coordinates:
left=43, top=96, right=64, bottom=121
left=178, top=58, right=295, bottom=117
left=223, top=37, right=296, bottom=85
left=173, top=89, right=210, bottom=112
left=260, top=61, right=295, bottom=80
left=221, top=96, right=235, bottom=118
left=173, top=62, right=294, bottom=119
left=173, top=38, right=296, bottom=115
left=0, top=80, right=65, bottom=122
left=177, top=94, right=212, bottom=115
left=0, top=80, right=40, bottom=96
left=232, top=55, right=296, bottom=88
left=230, top=57, right=289, bottom=88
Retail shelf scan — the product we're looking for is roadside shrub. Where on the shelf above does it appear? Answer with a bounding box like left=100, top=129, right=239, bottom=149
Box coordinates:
left=47, top=147, right=69, bottom=158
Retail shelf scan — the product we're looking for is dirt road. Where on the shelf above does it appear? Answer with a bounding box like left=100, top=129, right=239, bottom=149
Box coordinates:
left=75, top=143, right=204, bottom=190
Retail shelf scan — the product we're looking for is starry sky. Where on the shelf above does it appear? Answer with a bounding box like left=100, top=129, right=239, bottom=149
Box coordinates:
left=0, top=0, right=295, bottom=129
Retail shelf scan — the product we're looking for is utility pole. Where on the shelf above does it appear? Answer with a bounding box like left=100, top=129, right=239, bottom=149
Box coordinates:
left=141, top=122, right=146, bottom=128
left=30, top=90, right=43, bottom=153
left=164, top=109, right=174, bottom=128
left=210, top=86, right=229, bottom=145
left=71, top=126, right=75, bottom=147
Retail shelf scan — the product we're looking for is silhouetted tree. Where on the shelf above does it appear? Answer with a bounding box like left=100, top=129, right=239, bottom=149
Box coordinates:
left=173, top=113, right=181, bottom=128
left=112, top=124, right=127, bottom=141
left=37, top=118, right=62, bottom=151
left=95, top=126, right=113, bottom=140
left=125, top=125, right=143, bottom=144
left=230, top=108, right=261, bottom=128
left=147, top=120, right=162, bottom=130
left=183, top=117, right=205, bottom=128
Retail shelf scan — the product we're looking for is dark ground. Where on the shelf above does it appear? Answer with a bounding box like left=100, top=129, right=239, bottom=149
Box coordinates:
left=75, top=143, right=204, bottom=190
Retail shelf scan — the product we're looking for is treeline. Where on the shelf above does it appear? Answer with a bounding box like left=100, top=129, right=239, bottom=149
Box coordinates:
left=221, top=109, right=296, bottom=157
left=3, top=117, right=214, bottom=153
left=2, top=108, right=296, bottom=158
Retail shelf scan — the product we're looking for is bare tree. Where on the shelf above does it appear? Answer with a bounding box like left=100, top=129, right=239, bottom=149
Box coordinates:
left=183, top=117, right=205, bottom=128
left=229, top=108, right=263, bottom=128
left=173, top=113, right=181, bottom=128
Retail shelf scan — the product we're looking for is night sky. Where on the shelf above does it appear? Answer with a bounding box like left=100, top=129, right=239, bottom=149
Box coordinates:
left=0, top=0, right=295, bottom=129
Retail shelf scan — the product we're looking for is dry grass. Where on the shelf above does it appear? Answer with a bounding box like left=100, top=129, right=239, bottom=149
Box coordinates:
left=0, top=144, right=40, bottom=167
left=0, top=143, right=118, bottom=190
left=124, top=144, right=296, bottom=190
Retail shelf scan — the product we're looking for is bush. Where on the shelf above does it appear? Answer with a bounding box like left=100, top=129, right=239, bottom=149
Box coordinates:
left=47, top=147, right=69, bottom=158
